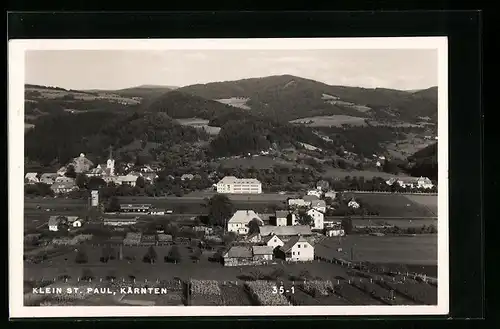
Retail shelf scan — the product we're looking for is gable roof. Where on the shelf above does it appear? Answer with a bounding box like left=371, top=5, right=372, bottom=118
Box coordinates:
left=40, top=173, right=58, bottom=179
left=25, top=172, right=38, bottom=179
left=307, top=207, right=324, bottom=215
left=303, top=195, right=320, bottom=201
left=310, top=200, right=326, bottom=208
left=275, top=210, right=289, bottom=218
left=228, top=210, right=263, bottom=224
left=259, top=225, right=312, bottom=237
left=252, top=246, right=274, bottom=255
left=223, top=246, right=253, bottom=258
left=280, top=235, right=313, bottom=252
left=51, top=181, right=76, bottom=189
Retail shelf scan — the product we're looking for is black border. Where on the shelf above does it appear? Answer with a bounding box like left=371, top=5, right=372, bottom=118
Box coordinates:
left=7, top=11, right=484, bottom=323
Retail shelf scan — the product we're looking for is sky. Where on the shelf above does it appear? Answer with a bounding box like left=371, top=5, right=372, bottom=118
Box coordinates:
left=25, top=49, right=438, bottom=91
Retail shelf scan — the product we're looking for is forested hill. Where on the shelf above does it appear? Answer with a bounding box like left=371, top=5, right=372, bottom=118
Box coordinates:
left=177, top=75, right=438, bottom=122
left=406, top=142, right=438, bottom=180
left=24, top=111, right=209, bottom=166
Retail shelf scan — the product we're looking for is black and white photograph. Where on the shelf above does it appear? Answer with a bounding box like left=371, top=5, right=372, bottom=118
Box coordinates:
left=9, top=38, right=449, bottom=317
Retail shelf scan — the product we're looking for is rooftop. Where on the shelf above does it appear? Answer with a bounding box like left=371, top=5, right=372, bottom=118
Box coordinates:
left=218, top=176, right=261, bottom=185
left=252, top=246, right=274, bottom=255
left=259, top=225, right=313, bottom=237
left=228, top=210, right=263, bottom=224
left=280, top=235, right=313, bottom=252
left=223, top=246, right=253, bottom=258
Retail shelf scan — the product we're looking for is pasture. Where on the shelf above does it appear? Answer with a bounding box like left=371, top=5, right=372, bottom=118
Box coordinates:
left=350, top=193, right=436, bottom=217
left=215, top=98, right=251, bottom=110
left=404, top=195, right=438, bottom=216
left=290, top=115, right=368, bottom=127
left=26, top=87, right=140, bottom=105
left=217, top=155, right=293, bottom=169
left=321, top=167, right=414, bottom=180
left=176, top=118, right=221, bottom=135
left=352, top=218, right=438, bottom=229
left=315, top=235, right=437, bottom=266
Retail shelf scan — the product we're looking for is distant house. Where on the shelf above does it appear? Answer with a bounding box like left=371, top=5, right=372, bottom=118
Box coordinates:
left=263, top=234, right=285, bottom=249
left=120, top=204, right=152, bottom=213
left=303, top=195, right=320, bottom=202
left=307, top=208, right=324, bottom=230
left=193, top=226, right=213, bottom=235
left=252, top=246, right=274, bottom=261
left=275, top=210, right=289, bottom=227
left=55, top=176, right=75, bottom=183
left=103, top=217, right=138, bottom=226
left=310, top=200, right=327, bottom=213
left=181, top=174, right=195, bottom=181
left=324, top=191, right=337, bottom=200
left=324, top=218, right=341, bottom=228
left=348, top=198, right=360, bottom=209
left=385, top=176, right=433, bottom=189
left=70, top=153, right=94, bottom=173
left=25, top=173, right=39, bottom=184
left=277, top=235, right=314, bottom=262
left=259, top=225, right=313, bottom=238
left=288, top=198, right=310, bottom=208
left=64, top=216, right=82, bottom=228
left=227, top=210, right=263, bottom=235
left=216, top=176, right=262, bottom=194
left=223, top=246, right=253, bottom=266
left=326, top=228, right=345, bottom=237
left=316, top=180, right=330, bottom=191
left=117, top=174, right=139, bottom=186
left=149, top=209, right=165, bottom=216
left=48, top=216, right=64, bottom=231
left=307, top=190, right=322, bottom=198
left=86, top=165, right=104, bottom=177
left=50, top=181, right=77, bottom=194
left=103, top=176, right=120, bottom=185
left=246, top=232, right=262, bottom=243
left=142, top=172, right=159, bottom=183
left=416, top=176, right=434, bottom=189
left=39, top=173, right=58, bottom=185
left=57, top=166, right=67, bottom=176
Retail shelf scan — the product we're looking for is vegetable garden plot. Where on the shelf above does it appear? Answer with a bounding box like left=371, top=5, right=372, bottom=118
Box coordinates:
left=287, top=288, right=321, bottom=305
left=300, top=280, right=335, bottom=297
left=245, top=281, right=291, bottom=306
left=351, top=280, right=416, bottom=305
left=220, top=283, right=253, bottom=306
left=189, top=279, right=224, bottom=306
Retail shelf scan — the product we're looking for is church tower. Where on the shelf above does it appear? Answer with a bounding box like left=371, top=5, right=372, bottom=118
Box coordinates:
left=106, top=146, right=115, bottom=176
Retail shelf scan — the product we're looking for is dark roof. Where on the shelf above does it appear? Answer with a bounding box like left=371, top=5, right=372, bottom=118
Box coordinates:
left=280, top=235, right=312, bottom=252
left=224, top=246, right=252, bottom=258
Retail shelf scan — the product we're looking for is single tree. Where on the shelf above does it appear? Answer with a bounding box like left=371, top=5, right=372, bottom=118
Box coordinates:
left=297, top=213, right=314, bottom=226
left=136, top=176, right=146, bottom=188
left=191, top=247, right=202, bottom=262
left=207, top=194, right=234, bottom=228
left=65, top=165, right=77, bottom=178
left=75, top=248, right=88, bottom=264
left=75, top=173, right=88, bottom=189
left=247, top=218, right=261, bottom=235
left=341, top=218, right=353, bottom=235
left=107, top=196, right=120, bottom=212
left=143, top=245, right=158, bottom=264
left=222, top=232, right=237, bottom=246
left=166, top=245, right=181, bottom=264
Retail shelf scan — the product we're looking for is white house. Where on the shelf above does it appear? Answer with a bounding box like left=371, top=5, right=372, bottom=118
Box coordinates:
left=288, top=198, right=310, bottom=208
left=348, top=198, right=360, bottom=209
left=275, top=210, right=289, bottom=227
left=278, top=235, right=314, bottom=262
left=326, top=228, right=345, bottom=237
left=66, top=216, right=82, bottom=228
left=216, top=176, right=262, bottom=194
left=50, top=181, right=77, bottom=194
left=117, top=174, right=139, bottom=186
left=55, top=176, right=75, bottom=183
left=259, top=225, right=313, bottom=238
left=150, top=209, right=166, bottom=215
left=416, top=176, right=434, bottom=189
left=25, top=173, right=39, bottom=184
left=181, top=174, right=195, bottom=181
left=48, top=216, right=63, bottom=231
left=307, top=190, right=322, bottom=198
left=324, top=190, right=337, bottom=200
left=39, top=173, right=58, bottom=185
left=227, top=210, right=263, bottom=235
left=263, top=234, right=285, bottom=249
left=310, top=200, right=327, bottom=213
left=307, top=208, right=324, bottom=230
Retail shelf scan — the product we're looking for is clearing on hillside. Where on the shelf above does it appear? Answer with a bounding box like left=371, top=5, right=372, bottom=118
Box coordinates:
left=347, top=193, right=436, bottom=217
left=290, top=115, right=368, bottom=127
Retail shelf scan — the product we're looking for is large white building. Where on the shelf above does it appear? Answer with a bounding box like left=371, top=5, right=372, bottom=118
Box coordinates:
left=227, top=210, right=264, bottom=235
left=216, top=176, right=262, bottom=194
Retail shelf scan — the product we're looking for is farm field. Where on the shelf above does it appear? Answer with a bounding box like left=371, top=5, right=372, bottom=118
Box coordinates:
left=352, top=218, right=438, bottom=229
left=315, top=235, right=437, bottom=266
left=404, top=195, right=438, bottom=215
left=176, top=118, right=221, bottom=135
left=216, top=155, right=293, bottom=169
left=215, top=98, right=251, bottom=110
left=348, top=193, right=436, bottom=217
left=321, top=167, right=415, bottom=180
left=290, top=115, right=368, bottom=127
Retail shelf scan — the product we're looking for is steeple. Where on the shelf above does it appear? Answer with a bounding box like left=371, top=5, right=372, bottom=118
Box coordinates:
left=108, top=145, right=113, bottom=160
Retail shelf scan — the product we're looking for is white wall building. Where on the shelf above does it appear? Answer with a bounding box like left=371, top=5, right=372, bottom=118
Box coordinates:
left=227, top=210, right=263, bottom=235
left=217, top=176, right=262, bottom=194
left=279, top=235, right=314, bottom=262
left=288, top=198, right=310, bottom=208
left=307, top=190, right=322, bottom=198
left=264, top=234, right=285, bottom=249
left=25, top=173, right=39, bottom=184
left=307, top=208, right=324, bottom=230
left=326, top=228, right=345, bottom=237
left=310, top=200, right=327, bottom=213
left=275, top=211, right=289, bottom=227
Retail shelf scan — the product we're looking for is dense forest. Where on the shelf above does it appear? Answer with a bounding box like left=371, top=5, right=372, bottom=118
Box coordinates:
left=178, top=75, right=438, bottom=122
left=24, top=111, right=209, bottom=166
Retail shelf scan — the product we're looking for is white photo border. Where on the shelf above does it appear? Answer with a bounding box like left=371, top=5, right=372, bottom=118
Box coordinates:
left=8, top=37, right=449, bottom=318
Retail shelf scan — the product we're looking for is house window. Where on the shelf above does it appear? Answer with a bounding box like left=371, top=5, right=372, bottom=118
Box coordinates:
left=304, top=245, right=307, bottom=248
left=297, top=251, right=300, bottom=255
left=297, top=244, right=301, bottom=248
left=292, top=252, right=295, bottom=255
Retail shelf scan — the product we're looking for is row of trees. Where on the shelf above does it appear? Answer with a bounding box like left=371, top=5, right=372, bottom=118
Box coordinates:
left=75, top=245, right=190, bottom=265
